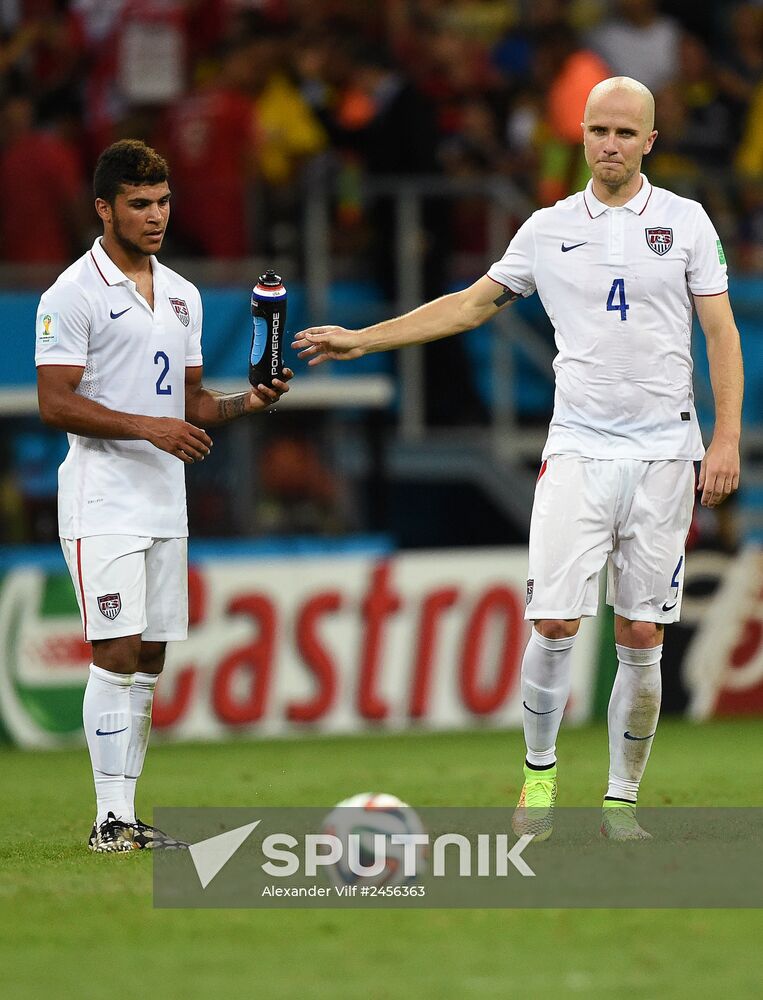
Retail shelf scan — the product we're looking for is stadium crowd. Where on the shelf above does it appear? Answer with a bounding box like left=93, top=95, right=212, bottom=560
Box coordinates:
left=1, top=0, right=763, bottom=268
left=2, top=0, right=756, bottom=548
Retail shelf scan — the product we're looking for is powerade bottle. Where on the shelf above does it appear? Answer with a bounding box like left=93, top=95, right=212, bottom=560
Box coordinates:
left=249, top=269, right=287, bottom=388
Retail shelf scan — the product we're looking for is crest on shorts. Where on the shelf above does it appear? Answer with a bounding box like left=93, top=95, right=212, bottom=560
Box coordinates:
left=526, top=579, right=534, bottom=606
left=645, top=227, right=673, bottom=256
left=170, top=297, right=190, bottom=327
left=98, top=593, right=121, bottom=620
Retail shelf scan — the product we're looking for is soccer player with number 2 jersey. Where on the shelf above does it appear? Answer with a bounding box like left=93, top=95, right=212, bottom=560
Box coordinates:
left=294, top=78, right=744, bottom=841
left=35, top=141, right=293, bottom=852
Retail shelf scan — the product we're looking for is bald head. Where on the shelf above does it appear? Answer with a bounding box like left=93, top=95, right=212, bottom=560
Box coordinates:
left=582, top=76, right=658, bottom=201
left=585, top=76, right=655, bottom=132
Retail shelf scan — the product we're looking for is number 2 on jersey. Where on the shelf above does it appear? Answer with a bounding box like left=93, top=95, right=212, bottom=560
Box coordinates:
left=606, top=278, right=629, bottom=321
left=154, top=350, right=172, bottom=395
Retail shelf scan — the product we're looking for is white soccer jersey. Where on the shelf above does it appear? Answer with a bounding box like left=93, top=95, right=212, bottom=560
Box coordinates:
left=487, top=175, right=727, bottom=460
left=35, top=238, right=203, bottom=538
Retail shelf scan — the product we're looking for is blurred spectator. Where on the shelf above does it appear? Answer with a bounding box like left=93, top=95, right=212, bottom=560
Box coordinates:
left=734, top=77, right=763, bottom=269
left=0, top=90, right=90, bottom=263
left=70, top=0, right=134, bottom=154
left=648, top=82, right=699, bottom=183
left=492, top=0, right=569, bottom=86
left=534, top=24, right=610, bottom=205
left=334, top=43, right=442, bottom=296
left=406, top=24, right=503, bottom=130
left=71, top=0, right=224, bottom=158
left=333, top=42, right=486, bottom=424
left=117, top=1, right=189, bottom=108
left=435, top=0, right=515, bottom=43
left=440, top=97, right=504, bottom=179
left=734, top=176, right=763, bottom=271
left=439, top=96, right=505, bottom=257
left=252, top=26, right=328, bottom=252
left=587, top=0, right=680, bottom=92
left=0, top=12, right=42, bottom=82
left=503, top=87, right=545, bottom=195
left=736, top=72, right=763, bottom=177
left=0, top=2, right=85, bottom=124
left=537, top=27, right=612, bottom=205
left=161, top=35, right=261, bottom=257
left=716, top=2, right=763, bottom=143
left=674, top=33, right=734, bottom=168
left=292, top=26, right=364, bottom=235
left=546, top=41, right=610, bottom=145
left=256, top=47, right=328, bottom=187
left=291, top=28, right=339, bottom=127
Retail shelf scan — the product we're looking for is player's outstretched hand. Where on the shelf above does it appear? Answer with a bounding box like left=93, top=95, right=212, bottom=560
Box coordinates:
left=291, top=327, right=364, bottom=366
left=247, top=367, right=294, bottom=412
left=698, top=436, right=740, bottom=507
left=143, top=417, right=213, bottom=464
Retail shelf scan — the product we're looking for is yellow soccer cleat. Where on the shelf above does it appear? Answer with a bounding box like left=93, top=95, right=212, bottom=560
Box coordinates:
left=600, top=800, right=652, bottom=841
left=512, top=763, right=557, bottom=842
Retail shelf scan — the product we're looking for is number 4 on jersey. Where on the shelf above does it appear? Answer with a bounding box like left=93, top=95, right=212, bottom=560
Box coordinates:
left=606, top=278, right=629, bottom=321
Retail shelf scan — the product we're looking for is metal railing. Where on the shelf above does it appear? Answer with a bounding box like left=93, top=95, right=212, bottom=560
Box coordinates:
left=300, top=172, right=555, bottom=453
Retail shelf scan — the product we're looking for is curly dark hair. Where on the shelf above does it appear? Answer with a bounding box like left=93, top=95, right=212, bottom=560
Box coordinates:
left=93, top=140, right=169, bottom=203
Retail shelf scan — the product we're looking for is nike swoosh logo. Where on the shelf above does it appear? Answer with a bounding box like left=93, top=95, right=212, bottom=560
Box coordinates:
left=662, top=601, right=677, bottom=612
left=523, top=701, right=558, bottom=716
left=561, top=241, right=588, bottom=252
left=95, top=727, right=128, bottom=736
left=624, top=731, right=656, bottom=741
left=110, top=307, right=132, bottom=319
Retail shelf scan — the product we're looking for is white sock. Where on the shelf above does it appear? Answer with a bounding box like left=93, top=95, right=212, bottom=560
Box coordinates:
left=124, top=672, right=159, bottom=824
left=521, top=628, right=576, bottom=768
left=83, top=663, right=133, bottom=824
left=606, top=644, right=663, bottom=803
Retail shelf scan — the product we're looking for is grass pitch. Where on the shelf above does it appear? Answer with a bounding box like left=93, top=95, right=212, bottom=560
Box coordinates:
left=1, top=718, right=761, bottom=999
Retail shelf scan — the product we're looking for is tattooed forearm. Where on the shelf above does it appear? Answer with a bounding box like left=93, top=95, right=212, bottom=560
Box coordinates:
left=493, top=287, right=520, bottom=307
left=216, top=393, right=249, bottom=423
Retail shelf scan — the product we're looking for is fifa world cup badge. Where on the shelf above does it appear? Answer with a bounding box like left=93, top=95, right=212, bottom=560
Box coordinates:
left=37, top=312, right=58, bottom=346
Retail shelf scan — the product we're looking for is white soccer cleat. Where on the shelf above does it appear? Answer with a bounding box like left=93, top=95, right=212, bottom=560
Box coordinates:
left=87, top=812, right=135, bottom=853
left=129, top=817, right=188, bottom=850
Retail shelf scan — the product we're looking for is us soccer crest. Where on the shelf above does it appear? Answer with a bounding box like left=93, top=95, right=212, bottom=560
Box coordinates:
left=645, top=227, right=673, bottom=255
left=526, top=579, right=534, bottom=606
left=98, top=593, right=121, bottom=620
left=170, top=297, right=190, bottom=327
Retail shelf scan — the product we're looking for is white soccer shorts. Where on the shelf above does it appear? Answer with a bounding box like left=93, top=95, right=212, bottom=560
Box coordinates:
left=525, top=455, right=696, bottom=624
left=61, top=535, right=188, bottom=641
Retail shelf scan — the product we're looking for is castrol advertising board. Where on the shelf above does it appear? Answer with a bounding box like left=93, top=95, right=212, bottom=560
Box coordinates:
left=0, top=547, right=599, bottom=748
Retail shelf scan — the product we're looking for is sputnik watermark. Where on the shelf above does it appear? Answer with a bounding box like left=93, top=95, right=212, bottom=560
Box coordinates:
left=186, top=821, right=535, bottom=890
left=187, top=820, right=261, bottom=890
left=153, top=807, right=763, bottom=908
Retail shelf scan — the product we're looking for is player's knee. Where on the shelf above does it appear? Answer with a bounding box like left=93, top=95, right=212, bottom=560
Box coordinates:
left=619, top=619, right=663, bottom=648
left=534, top=619, right=581, bottom=640
left=91, top=634, right=143, bottom=674
left=138, top=641, right=167, bottom=675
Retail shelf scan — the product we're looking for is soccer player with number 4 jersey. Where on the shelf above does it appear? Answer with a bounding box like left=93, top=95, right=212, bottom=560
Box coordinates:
left=35, top=141, right=293, bottom=852
left=293, top=78, right=744, bottom=841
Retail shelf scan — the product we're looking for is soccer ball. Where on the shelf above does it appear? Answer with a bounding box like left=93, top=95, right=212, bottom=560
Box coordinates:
left=320, top=792, right=427, bottom=887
